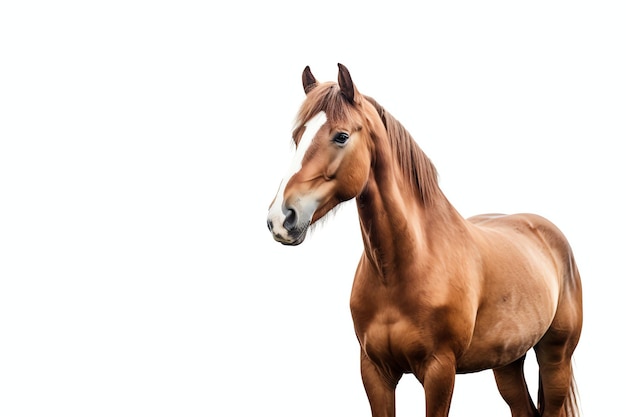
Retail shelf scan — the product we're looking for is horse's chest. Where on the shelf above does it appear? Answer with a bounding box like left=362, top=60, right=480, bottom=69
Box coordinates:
left=354, top=311, right=427, bottom=371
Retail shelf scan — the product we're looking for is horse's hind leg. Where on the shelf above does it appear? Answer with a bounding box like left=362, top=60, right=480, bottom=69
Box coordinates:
left=533, top=295, right=582, bottom=416
left=493, top=355, right=540, bottom=417
left=534, top=336, right=579, bottom=417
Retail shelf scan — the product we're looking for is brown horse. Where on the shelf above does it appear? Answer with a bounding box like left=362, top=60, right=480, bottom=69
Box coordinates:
left=267, top=64, right=582, bottom=417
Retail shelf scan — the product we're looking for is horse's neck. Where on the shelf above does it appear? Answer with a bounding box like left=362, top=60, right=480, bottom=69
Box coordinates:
left=356, top=162, right=464, bottom=283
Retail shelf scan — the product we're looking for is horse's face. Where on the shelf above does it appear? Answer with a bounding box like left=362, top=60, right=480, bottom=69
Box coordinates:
left=267, top=64, right=372, bottom=245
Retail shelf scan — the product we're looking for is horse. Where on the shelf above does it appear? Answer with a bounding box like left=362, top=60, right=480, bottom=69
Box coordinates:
left=266, top=63, right=583, bottom=417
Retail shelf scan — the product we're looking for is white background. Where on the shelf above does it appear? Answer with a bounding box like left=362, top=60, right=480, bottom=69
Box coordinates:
left=1, top=1, right=624, bottom=416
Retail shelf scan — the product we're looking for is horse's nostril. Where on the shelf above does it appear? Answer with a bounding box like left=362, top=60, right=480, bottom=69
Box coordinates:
left=267, top=218, right=273, bottom=232
left=283, top=208, right=297, bottom=231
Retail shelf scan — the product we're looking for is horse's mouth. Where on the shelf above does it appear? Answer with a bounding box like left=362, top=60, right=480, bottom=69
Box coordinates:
left=273, top=222, right=310, bottom=246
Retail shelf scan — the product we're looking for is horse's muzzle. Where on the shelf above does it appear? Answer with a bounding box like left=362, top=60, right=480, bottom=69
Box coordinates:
left=267, top=206, right=309, bottom=246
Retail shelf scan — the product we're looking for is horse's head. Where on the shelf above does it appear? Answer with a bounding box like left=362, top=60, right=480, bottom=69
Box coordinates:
left=267, top=64, right=377, bottom=245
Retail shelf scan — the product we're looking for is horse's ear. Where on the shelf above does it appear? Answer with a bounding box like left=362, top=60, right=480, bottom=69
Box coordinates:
left=302, top=66, right=318, bottom=94
left=338, top=63, right=356, bottom=103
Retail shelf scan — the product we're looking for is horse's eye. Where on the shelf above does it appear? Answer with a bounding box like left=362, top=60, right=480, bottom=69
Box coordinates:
left=333, top=132, right=349, bottom=145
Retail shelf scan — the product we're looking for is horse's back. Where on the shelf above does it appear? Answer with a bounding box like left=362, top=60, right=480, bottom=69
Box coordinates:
left=469, top=212, right=577, bottom=278
left=469, top=212, right=581, bottom=300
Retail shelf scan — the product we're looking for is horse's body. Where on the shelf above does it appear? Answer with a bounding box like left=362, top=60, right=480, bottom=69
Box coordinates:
left=267, top=64, right=582, bottom=417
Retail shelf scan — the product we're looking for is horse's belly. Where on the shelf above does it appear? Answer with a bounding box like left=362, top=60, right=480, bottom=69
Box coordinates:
left=457, top=304, right=555, bottom=372
left=457, top=337, right=539, bottom=373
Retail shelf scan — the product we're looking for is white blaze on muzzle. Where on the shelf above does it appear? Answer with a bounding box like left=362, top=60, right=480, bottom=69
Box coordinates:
left=268, top=111, right=327, bottom=242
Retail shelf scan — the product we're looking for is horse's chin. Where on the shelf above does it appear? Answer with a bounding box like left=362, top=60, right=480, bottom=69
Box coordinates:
left=279, top=234, right=306, bottom=246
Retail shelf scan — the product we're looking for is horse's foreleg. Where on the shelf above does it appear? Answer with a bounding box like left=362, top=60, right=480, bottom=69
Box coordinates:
left=360, top=350, right=401, bottom=417
left=419, top=352, right=456, bottom=417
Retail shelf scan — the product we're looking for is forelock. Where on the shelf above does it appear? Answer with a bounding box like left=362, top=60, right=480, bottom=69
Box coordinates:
left=295, top=82, right=354, bottom=133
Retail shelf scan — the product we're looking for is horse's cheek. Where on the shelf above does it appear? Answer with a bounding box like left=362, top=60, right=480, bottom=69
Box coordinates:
left=342, top=150, right=370, bottom=196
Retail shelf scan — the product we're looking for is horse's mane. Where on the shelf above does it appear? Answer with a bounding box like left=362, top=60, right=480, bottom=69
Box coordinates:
left=295, top=83, right=441, bottom=206
left=364, top=96, right=441, bottom=206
